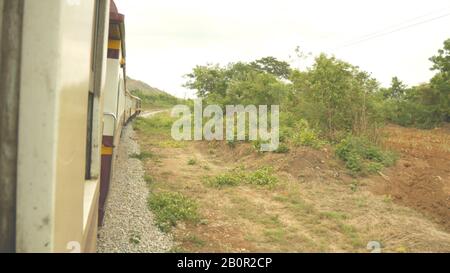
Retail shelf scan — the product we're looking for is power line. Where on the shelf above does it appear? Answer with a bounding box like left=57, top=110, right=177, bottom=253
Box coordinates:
left=340, top=7, right=450, bottom=45
left=334, top=11, right=450, bottom=50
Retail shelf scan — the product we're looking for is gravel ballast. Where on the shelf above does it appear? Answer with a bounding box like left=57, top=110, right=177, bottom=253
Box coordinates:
left=97, top=124, right=173, bottom=253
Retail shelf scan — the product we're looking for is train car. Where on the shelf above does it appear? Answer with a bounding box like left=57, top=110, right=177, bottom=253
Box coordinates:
left=0, top=0, right=140, bottom=253
left=125, top=93, right=141, bottom=122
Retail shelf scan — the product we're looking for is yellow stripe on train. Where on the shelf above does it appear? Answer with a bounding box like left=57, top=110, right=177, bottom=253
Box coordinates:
left=102, top=146, right=113, bottom=155
left=108, top=39, right=121, bottom=50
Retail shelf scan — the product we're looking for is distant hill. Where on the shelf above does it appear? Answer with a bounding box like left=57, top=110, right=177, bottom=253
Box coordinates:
left=127, top=76, right=182, bottom=109
left=127, top=76, right=170, bottom=96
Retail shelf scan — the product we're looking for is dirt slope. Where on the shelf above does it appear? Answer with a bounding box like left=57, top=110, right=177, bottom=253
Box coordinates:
left=367, top=125, right=450, bottom=231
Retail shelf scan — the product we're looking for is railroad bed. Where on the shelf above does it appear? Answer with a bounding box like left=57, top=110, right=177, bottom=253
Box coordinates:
left=97, top=124, right=173, bottom=253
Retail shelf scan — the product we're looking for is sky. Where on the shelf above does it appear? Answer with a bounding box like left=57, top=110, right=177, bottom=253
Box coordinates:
left=115, top=0, right=450, bottom=98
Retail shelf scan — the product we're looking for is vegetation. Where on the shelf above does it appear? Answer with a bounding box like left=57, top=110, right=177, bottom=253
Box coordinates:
left=380, top=39, right=450, bottom=128
left=133, top=39, right=450, bottom=252
left=132, top=90, right=182, bottom=110
left=129, top=231, right=142, bottom=245
left=185, top=38, right=450, bottom=173
left=336, top=136, right=397, bottom=175
left=288, top=119, right=326, bottom=149
left=144, top=175, right=155, bottom=185
left=148, top=192, right=199, bottom=232
left=134, top=115, right=174, bottom=132
left=130, top=151, right=154, bottom=161
left=206, top=166, right=278, bottom=188
left=128, top=76, right=183, bottom=110
left=187, top=159, right=197, bottom=165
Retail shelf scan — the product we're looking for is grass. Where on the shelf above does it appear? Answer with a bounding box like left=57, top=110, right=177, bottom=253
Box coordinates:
left=129, top=231, right=142, bottom=245
left=264, top=228, right=287, bottom=243
left=187, top=159, right=197, bottom=165
left=132, top=90, right=183, bottom=110
left=206, top=166, right=278, bottom=188
left=148, top=192, right=199, bottom=232
left=273, top=144, right=290, bottom=154
left=134, top=114, right=175, bottom=134
left=158, top=140, right=187, bottom=148
left=206, top=173, right=241, bottom=188
left=144, top=175, right=155, bottom=185
left=134, top=113, right=188, bottom=149
left=320, top=211, right=348, bottom=221
left=350, top=180, right=359, bottom=192
left=182, top=235, right=206, bottom=247
left=130, top=151, right=154, bottom=161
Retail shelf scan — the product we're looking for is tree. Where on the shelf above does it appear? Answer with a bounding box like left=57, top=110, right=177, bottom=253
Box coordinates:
left=185, top=59, right=291, bottom=106
left=429, top=39, right=450, bottom=121
left=250, top=57, right=292, bottom=80
left=386, top=77, right=407, bottom=99
left=290, top=54, right=380, bottom=138
left=184, top=65, right=229, bottom=98
left=430, top=39, right=450, bottom=77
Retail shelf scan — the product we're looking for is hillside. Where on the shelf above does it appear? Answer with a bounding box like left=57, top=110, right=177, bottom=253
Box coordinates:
left=127, top=77, right=182, bottom=110
left=127, top=76, right=170, bottom=96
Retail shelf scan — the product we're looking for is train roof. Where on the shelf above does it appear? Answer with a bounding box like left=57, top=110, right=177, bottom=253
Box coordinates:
left=109, top=0, right=126, bottom=58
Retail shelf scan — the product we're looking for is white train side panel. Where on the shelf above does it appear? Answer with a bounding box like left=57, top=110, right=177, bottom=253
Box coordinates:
left=16, top=0, right=107, bottom=252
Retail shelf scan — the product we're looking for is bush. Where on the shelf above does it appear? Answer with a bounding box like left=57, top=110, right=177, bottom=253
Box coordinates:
left=148, top=192, right=199, bottom=232
left=291, top=119, right=325, bottom=149
left=252, top=139, right=264, bottom=152
left=381, top=82, right=447, bottom=129
left=336, top=136, right=397, bottom=175
left=206, top=173, right=242, bottom=188
left=274, top=144, right=289, bottom=153
left=227, top=140, right=237, bottom=148
left=246, top=167, right=278, bottom=186
left=187, top=159, right=197, bottom=165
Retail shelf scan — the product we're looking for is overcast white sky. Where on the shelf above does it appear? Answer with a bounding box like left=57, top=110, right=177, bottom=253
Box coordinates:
left=116, top=0, right=450, bottom=98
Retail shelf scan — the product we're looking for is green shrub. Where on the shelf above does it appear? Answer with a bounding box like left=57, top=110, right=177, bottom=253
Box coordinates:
left=148, top=192, right=199, bottom=232
left=366, top=162, right=384, bottom=174
left=129, top=231, right=142, bottom=245
left=291, top=119, right=325, bottom=149
left=227, top=140, right=237, bottom=148
left=246, top=167, right=278, bottom=186
left=187, top=159, right=197, bottom=165
left=336, top=136, right=397, bottom=175
left=344, top=152, right=363, bottom=173
left=206, top=173, right=242, bottom=188
left=252, top=139, right=264, bottom=152
left=274, top=143, right=289, bottom=153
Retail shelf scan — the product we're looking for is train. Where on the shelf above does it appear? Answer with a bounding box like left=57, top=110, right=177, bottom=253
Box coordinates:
left=0, top=0, right=141, bottom=253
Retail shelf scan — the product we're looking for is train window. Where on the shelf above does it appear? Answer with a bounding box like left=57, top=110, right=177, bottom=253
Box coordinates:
left=85, top=92, right=94, bottom=179
left=85, top=1, right=103, bottom=180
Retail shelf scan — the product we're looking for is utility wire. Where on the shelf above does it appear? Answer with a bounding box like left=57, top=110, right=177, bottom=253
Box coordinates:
left=340, top=7, right=450, bottom=44
left=334, top=11, right=450, bottom=50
